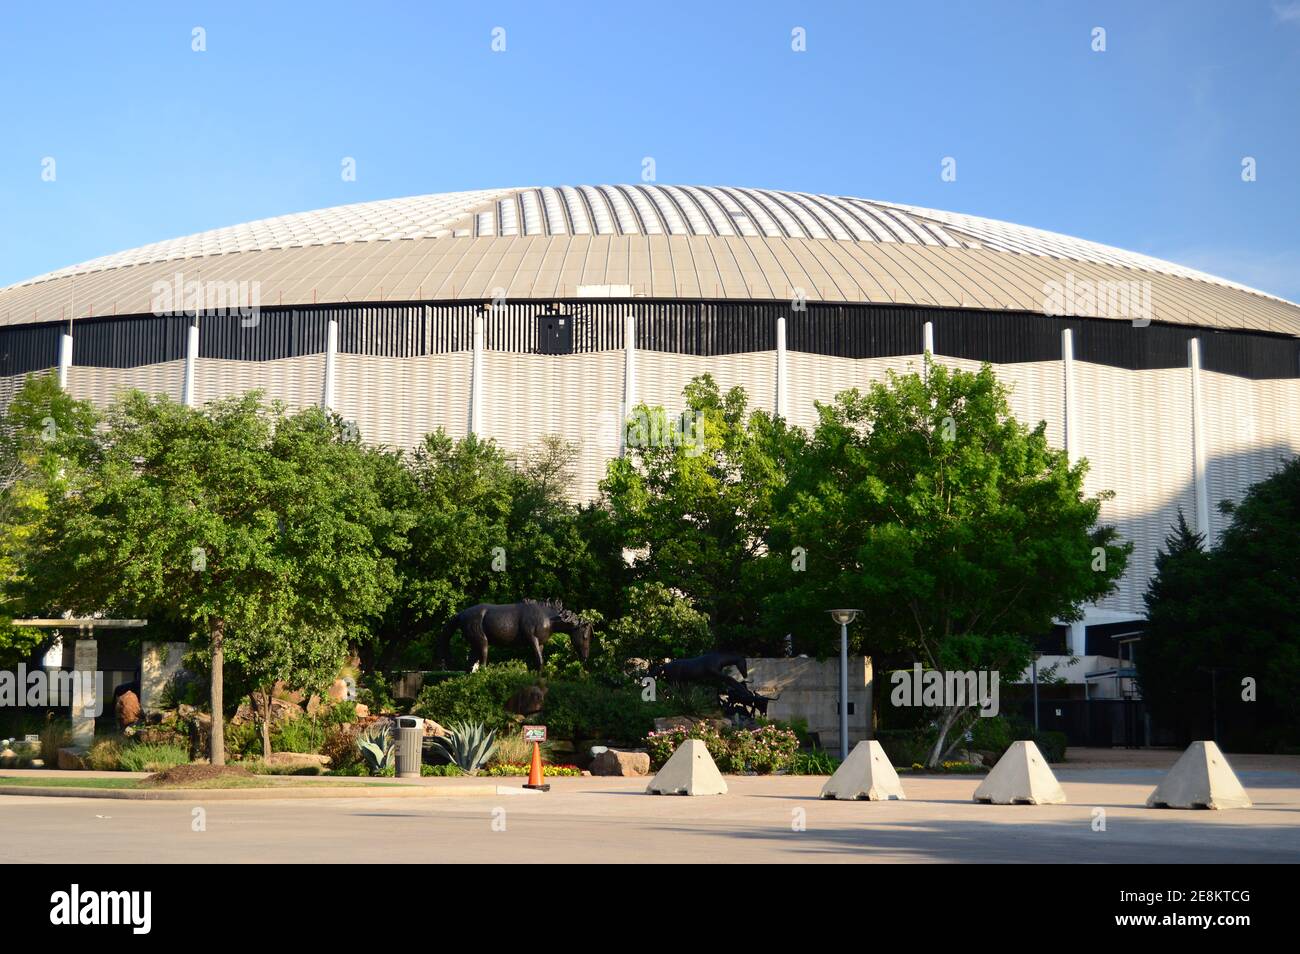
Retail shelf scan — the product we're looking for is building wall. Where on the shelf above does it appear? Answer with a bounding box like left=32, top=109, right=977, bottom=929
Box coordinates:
left=3, top=301, right=1297, bottom=631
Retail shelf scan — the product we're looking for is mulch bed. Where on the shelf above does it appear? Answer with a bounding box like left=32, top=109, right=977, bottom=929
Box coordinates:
left=143, top=764, right=254, bottom=786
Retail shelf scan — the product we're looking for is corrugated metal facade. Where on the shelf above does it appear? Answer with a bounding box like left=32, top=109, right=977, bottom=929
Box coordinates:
left=333, top=352, right=472, bottom=448
left=4, top=301, right=1297, bottom=377
left=1074, top=365, right=1200, bottom=616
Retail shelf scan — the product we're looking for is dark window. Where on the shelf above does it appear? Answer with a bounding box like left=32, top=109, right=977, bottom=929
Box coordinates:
left=537, top=313, right=574, bottom=354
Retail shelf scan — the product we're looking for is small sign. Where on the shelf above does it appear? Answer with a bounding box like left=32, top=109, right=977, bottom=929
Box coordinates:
left=523, top=725, right=547, bottom=743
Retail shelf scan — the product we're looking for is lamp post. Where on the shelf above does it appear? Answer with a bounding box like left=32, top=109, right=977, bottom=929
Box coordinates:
left=828, top=609, right=861, bottom=760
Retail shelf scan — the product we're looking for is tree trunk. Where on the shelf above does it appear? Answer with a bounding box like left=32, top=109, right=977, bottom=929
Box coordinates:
left=209, top=620, right=225, bottom=766
left=259, top=687, right=273, bottom=761
left=926, top=705, right=967, bottom=768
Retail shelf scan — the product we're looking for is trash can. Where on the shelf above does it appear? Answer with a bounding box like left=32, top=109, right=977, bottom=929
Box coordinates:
left=396, top=716, right=424, bottom=779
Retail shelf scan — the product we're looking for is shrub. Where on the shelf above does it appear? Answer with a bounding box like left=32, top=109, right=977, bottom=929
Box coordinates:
left=272, top=717, right=327, bottom=754
left=86, top=737, right=124, bottom=771
left=39, top=717, right=71, bottom=761
left=430, top=721, right=498, bottom=775
left=411, top=661, right=537, bottom=733
left=540, top=679, right=671, bottom=745
left=490, top=730, right=534, bottom=767
left=358, top=723, right=395, bottom=775
left=644, top=723, right=798, bottom=774
left=483, top=762, right=582, bottom=777
left=422, top=763, right=462, bottom=777
left=324, top=700, right=358, bottom=725
left=320, top=724, right=360, bottom=772
left=969, top=715, right=1014, bottom=756
left=789, top=749, right=840, bottom=776
left=874, top=728, right=932, bottom=767
left=117, top=742, right=190, bottom=773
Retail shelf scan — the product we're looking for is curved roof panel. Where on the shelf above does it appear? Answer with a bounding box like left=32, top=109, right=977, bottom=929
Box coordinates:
left=2, top=186, right=1297, bottom=336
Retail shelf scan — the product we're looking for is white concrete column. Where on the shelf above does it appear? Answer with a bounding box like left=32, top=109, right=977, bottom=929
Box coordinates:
left=622, top=313, right=637, bottom=452
left=775, top=315, right=788, bottom=418
left=1062, top=328, right=1077, bottom=464
left=470, top=312, right=485, bottom=437
left=182, top=321, right=199, bottom=407
left=1068, top=620, right=1087, bottom=658
left=922, top=320, right=934, bottom=355
left=71, top=637, right=97, bottom=750
left=57, top=332, right=73, bottom=389
left=321, top=318, right=338, bottom=411
left=1189, top=337, right=1211, bottom=539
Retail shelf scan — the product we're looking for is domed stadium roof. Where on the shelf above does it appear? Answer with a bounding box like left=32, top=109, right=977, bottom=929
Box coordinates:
left=3, top=186, right=1298, bottom=335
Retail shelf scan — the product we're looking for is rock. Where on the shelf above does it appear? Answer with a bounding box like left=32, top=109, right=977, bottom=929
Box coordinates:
left=57, top=747, right=88, bottom=770
left=652, top=716, right=730, bottom=735
left=354, top=703, right=369, bottom=718
left=547, top=740, right=576, bottom=758
left=327, top=679, right=348, bottom=703
left=116, top=690, right=142, bottom=728
left=273, top=681, right=306, bottom=705
left=0, top=748, right=18, bottom=768
left=262, top=752, right=331, bottom=769
left=590, top=749, right=651, bottom=776
left=422, top=719, right=449, bottom=738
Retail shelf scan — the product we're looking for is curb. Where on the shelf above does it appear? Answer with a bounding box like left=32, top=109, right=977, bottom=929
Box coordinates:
left=0, top=782, right=525, bottom=801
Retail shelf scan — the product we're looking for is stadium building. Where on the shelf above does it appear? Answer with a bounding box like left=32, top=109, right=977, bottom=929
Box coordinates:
left=2, top=185, right=1298, bottom=723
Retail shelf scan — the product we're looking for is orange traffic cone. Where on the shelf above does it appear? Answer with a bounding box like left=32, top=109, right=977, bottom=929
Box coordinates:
left=523, top=740, right=550, bottom=791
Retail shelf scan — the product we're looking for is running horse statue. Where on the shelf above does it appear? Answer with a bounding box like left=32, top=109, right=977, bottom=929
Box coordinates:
left=438, top=599, right=593, bottom=671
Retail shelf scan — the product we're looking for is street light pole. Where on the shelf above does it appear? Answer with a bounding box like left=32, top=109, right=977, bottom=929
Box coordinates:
left=828, top=610, right=861, bottom=761
left=1032, top=654, right=1040, bottom=732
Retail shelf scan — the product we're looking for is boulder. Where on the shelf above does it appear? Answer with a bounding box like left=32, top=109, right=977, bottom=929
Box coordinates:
left=57, top=747, right=88, bottom=771
left=0, top=748, right=19, bottom=768
left=327, top=679, right=349, bottom=703
left=115, top=690, right=142, bottom=728
left=262, top=752, right=331, bottom=769
left=421, top=719, right=449, bottom=738
left=590, top=749, right=651, bottom=777
left=354, top=703, right=370, bottom=718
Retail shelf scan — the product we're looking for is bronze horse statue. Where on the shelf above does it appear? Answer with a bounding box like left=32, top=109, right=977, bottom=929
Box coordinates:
left=439, top=599, right=592, bottom=671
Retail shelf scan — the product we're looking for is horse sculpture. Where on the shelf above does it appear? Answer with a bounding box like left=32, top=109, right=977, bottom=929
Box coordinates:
left=439, top=599, right=592, bottom=671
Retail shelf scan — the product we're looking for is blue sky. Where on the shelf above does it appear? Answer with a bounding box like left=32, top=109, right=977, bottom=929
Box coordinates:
left=2, top=1, right=1298, bottom=299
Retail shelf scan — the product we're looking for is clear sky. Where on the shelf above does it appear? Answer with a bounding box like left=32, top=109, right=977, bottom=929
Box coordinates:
left=2, top=1, right=1297, bottom=299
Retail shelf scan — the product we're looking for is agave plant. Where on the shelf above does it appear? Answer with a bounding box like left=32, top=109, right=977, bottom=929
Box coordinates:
left=358, top=722, right=395, bottom=775
left=431, top=721, right=498, bottom=776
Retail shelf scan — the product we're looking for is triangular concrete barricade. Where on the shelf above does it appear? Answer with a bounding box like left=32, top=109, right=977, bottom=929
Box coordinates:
left=972, top=740, right=1066, bottom=805
left=820, top=740, right=906, bottom=801
left=1146, top=741, right=1251, bottom=810
left=645, top=739, right=728, bottom=795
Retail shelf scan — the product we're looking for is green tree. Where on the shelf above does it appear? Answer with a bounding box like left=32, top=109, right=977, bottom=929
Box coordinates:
left=601, top=582, right=713, bottom=673
left=599, top=375, right=792, bottom=647
left=0, top=376, right=99, bottom=666
left=367, top=430, right=605, bottom=672
left=17, top=392, right=403, bottom=764
left=764, top=359, right=1129, bottom=764
left=1140, top=461, right=1300, bottom=748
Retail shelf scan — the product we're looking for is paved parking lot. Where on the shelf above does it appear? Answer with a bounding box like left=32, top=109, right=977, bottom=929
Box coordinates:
left=3, top=763, right=1298, bottom=863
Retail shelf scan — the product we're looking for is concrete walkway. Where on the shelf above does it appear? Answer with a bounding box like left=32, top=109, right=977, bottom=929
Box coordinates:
left=2, top=765, right=1297, bottom=863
